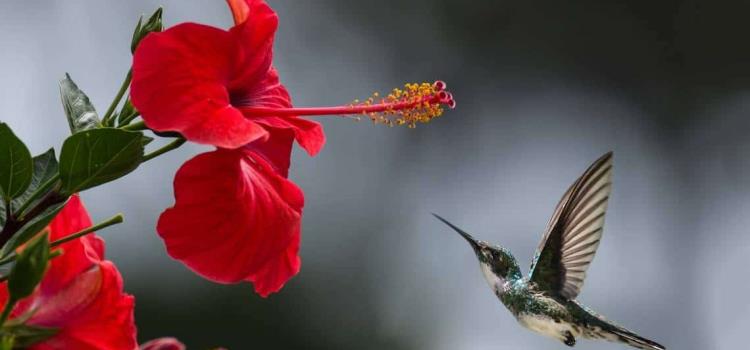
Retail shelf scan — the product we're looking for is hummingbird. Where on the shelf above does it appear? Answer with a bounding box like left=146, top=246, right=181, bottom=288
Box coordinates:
left=433, top=152, right=665, bottom=349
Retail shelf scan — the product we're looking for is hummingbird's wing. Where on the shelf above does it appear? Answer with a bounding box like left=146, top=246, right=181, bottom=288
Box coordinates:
left=528, top=152, right=613, bottom=299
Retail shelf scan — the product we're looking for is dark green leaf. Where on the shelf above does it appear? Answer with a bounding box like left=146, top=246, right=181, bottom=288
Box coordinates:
left=131, top=7, right=163, bottom=53
left=0, top=124, right=33, bottom=201
left=8, top=233, right=49, bottom=300
left=11, top=149, right=58, bottom=213
left=59, top=128, right=145, bottom=194
left=0, top=324, right=56, bottom=348
left=141, top=135, right=154, bottom=146
left=0, top=200, right=66, bottom=258
left=59, top=74, right=102, bottom=134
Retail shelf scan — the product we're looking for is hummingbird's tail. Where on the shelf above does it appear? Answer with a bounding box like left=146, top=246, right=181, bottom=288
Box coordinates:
left=605, top=326, right=665, bottom=350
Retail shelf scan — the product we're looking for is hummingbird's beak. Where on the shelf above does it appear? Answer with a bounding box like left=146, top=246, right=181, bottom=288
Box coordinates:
left=432, top=213, right=480, bottom=251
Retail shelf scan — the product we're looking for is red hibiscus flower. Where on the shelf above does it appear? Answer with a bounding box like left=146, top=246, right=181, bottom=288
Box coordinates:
left=0, top=195, right=136, bottom=350
left=130, top=0, right=454, bottom=297
left=131, top=0, right=453, bottom=150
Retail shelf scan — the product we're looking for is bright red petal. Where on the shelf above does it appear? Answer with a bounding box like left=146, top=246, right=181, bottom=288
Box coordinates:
left=246, top=231, right=301, bottom=297
left=29, top=261, right=136, bottom=350
left=40, top=195, right=104, bottom=295
left=240, top=68, right=326, bottom=156
left=157, top=149, right=303, bottom=295
left=227, top=0, right=277, bottom=27
left=226, top=0, right=251, bottom=25
left=254, top=114, right=326, bottom=157
left=228, top=0, right=278, bottom=54
left=244, top=128, right=294, bottom=178
left=131, top=23, right=268, bottom=149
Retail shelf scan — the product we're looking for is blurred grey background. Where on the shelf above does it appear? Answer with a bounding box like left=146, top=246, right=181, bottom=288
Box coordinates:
left=1, top=0, right=748, bottom=349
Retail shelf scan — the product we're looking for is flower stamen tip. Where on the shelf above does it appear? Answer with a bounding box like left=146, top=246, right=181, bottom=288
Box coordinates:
left=356, top=81, right=454, bottom=128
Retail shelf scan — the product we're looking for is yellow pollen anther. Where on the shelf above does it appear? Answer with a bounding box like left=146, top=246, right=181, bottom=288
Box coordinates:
left=356, top=82, right=451, bottom=128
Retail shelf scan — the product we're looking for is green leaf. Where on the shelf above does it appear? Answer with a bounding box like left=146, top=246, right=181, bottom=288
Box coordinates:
left=59, top=74, right=102, bottom=134
left=0, top=200, right=66, bottom=258
left=8, top=233, right=49, bottom=300
left=141, top=134, right=154, bottom=146
left=59, top=128, right=145, bottom=194
left=0, top=324, right=56, bottom=349
left=0, top=124, right=33, bottom=201
left=11, top=149, right=58, bottom=213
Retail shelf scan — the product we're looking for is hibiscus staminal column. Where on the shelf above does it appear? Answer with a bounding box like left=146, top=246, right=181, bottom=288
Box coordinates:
left=238, top=81, right=455, bottom=128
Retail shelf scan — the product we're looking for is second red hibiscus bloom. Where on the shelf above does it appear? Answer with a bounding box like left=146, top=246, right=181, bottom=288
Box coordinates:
left=0, top=196, right=136, bottom=349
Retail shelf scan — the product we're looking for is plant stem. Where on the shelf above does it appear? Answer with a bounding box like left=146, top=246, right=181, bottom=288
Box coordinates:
left=0, top=248, right=62, bottom=270
left=121, top=120, right=146, bottom=131
left=50, top=214, right=124, bottom=248
left=0, top=253, right=15, bottom=266
left=118, top=110, right=141, bottom=127
left=0, top=192, right=64, bottom=250
left=0, top=214, right=123, bottom=271
left=0, top=298, right=16, bottom=325
left=14, top=174, right=60, bottom=219
left=102, top=69, right=132, bottom=126
left=143, top=138, right=186, bottom=162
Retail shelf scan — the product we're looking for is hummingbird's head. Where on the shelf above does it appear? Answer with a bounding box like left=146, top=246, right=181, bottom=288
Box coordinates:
left=433, top=214, right=523, bottom=284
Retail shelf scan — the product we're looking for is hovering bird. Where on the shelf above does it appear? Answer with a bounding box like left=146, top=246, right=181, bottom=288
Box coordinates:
left=433, top=152, right=664, bottom=349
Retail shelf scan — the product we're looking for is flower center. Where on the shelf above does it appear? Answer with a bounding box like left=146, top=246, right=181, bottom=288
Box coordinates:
left=237, top=81, right=455, bottom=128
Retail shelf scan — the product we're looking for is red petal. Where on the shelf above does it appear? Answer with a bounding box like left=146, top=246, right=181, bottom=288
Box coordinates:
left=227, top=0, right=277, bottom=27
left=239, top=68, right=326, bottom=156
left=245, top=230, right=301, bottom=297
left=42, top=195, right=104, bottom=295
left=29, top=262, right=136, bottom=350
left=228, top=0, right=278, bottom=59
left=226, top=0, right=250, bottom=25
left=157, top=149, right=304, bottom=296
left=244, top=128, right=294, bottom=178
left=254, top=115, right=326, bottom=157
left=131, top=23, right=269, bottom=149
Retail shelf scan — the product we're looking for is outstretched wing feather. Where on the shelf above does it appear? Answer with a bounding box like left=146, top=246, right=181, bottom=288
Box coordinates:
left=528, top=152, right=613, bottom=299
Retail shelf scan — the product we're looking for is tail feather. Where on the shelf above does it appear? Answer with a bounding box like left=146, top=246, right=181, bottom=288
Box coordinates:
left=576, top=301, right=664, bottom=350
left=608, top=327, right=665, bottom=350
